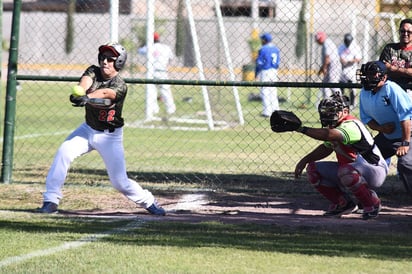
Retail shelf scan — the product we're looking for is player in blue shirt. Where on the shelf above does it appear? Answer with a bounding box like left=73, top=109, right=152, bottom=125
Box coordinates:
left=255, top=32, right=281, bottom=117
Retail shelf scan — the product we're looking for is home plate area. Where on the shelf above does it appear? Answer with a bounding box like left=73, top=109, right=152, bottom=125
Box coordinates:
left=159, top=192, right=412, bottom=231
left=61, top=192, right=412, bottom=232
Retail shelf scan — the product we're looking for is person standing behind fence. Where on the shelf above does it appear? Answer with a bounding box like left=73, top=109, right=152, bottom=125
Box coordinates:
left=379, top=18, right=412, bottom=94
left=315, top=31, right=342, bottom=106
left=338, top=33, right=362, bottom=108
left=139, top=32, right=176, bottom=117
left=38, top=42, right=166, bottom=216
left=255, top=32, right=280, bottom=118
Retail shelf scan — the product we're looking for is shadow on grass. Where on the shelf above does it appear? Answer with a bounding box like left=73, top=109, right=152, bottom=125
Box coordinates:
left=0, top=215, right=411, bottom=261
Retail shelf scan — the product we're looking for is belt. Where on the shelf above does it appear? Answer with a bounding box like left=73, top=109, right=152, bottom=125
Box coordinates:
left=96, top=128, right=115, bottom=133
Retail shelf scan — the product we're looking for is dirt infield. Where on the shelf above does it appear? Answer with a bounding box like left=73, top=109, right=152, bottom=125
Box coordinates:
left=59, top=191, right=412, bottom=233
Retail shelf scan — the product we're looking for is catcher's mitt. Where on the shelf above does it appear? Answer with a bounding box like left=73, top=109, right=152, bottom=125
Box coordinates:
left=270, top=110, right=302, bottom=132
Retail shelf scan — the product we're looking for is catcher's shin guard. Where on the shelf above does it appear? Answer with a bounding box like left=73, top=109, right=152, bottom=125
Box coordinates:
left=338, top=164, right=379, bottom=208
left=307, top=162, right=345, bottom=205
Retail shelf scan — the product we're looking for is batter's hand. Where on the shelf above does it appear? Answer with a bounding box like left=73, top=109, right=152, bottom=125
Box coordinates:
left=69, top=94, right=87, bottom=107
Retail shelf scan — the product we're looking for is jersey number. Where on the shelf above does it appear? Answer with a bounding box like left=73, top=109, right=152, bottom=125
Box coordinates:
left=98, top=110, right=115, bottom=122
left=271, top=53, right=278, bottom=65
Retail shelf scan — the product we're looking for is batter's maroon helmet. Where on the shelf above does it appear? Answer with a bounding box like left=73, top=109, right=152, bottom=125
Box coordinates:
left=98, top=42, right=127, bottom=71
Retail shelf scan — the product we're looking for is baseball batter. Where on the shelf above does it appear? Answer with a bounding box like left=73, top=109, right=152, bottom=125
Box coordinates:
left=294, top=93, right=388, bottom=220
left=38, top=42, right=166, bottom=216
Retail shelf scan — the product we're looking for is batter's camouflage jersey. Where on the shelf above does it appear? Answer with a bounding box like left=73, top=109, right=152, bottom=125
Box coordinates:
left=83, top=65, right=127, bottom=131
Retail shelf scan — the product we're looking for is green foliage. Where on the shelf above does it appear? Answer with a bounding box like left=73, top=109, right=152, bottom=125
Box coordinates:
left=65, top=0, right=75, bottom=54
left=175, top=0, right=185, bottom=57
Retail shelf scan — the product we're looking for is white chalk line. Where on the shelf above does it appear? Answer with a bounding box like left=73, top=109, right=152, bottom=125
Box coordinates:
left=0, top=219, right=145, bottom=268
left=0, top=131, right=72, bottom=143
left=171, top=193, right=209, bottom=212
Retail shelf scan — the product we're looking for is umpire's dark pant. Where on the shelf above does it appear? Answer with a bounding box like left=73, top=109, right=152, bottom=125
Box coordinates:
left=375, top=133, right=412, bottom=192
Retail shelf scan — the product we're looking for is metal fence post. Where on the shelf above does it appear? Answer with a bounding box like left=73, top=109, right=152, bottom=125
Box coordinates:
left=1, top=0, right=21, bottom=183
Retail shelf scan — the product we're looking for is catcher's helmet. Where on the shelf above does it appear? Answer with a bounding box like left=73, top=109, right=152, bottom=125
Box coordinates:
left=98, top=42, right=127, bottom=71
left=318, top=93, right=350, bottom=127
left=344, top=33, right=353, bottom=47
left=356, top=61, right=387, bottom=91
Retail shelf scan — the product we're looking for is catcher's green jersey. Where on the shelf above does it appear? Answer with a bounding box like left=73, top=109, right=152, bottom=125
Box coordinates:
left=82, top=65, right=127, bottom=131
left=325, top=117, right=379, bottom=165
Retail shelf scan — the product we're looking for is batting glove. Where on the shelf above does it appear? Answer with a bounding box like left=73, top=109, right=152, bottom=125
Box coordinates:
left=69, top=94, right=88, bottom=107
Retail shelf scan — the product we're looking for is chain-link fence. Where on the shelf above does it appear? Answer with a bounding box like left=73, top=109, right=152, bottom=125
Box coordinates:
left=2, top=0, right=410, bottom=188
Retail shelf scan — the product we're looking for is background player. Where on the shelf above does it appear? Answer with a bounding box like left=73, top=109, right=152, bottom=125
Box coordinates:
left=139, top=32, right=176, bottom=117
left=315, top=31, right=342, bottom=106
left=294, top=93, right=387, bottom=220
left=255, top=32, right=281, bottom=118
left=338, top=33, right=362, bottom=107
left=38, top=42, right=166, bottom=216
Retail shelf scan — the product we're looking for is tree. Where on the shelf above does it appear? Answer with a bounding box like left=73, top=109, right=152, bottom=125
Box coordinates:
left=295, top=0, right=307, bottom=60
left=65, top=0, right=75, bottom=54
left=175, top=0, right=185, bottom=57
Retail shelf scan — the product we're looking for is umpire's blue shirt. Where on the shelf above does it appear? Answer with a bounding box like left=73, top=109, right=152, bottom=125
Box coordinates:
left=360, top=80, right=412, bottom=140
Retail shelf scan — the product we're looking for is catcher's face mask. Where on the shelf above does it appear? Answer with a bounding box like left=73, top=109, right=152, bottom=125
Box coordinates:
left=318, top=98, right=344, bottom=127
left=356, top=61, right=387, bottom=91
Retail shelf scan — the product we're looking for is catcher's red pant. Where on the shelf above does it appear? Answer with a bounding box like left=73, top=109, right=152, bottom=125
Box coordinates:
left=306, top=155, right=387, bottom=206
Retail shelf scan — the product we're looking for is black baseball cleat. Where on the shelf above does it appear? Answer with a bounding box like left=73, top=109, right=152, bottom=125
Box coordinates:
left=323, top=200, right=357, bottom=218
left=352, top=203, right=364, bottom=214
left=38, top=201, right=58, bottom=214
left=146, top=201, right=166, bottom=216
left=362, top=202, right=382, bottom=220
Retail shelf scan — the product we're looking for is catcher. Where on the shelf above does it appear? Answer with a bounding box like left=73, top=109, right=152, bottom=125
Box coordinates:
left=270, top=93, right=388, bottom=220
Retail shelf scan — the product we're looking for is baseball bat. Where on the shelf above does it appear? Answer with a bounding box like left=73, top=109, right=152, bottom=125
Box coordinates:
left=85, top=97, right=112, bottom=106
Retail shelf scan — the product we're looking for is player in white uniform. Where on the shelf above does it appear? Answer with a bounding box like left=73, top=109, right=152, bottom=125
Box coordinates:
left=338, top=33, right=362, bottom=107
left=38, top=42, right=166, bottom=216
left=139, top=32, right=176, bottom=116
left=315, top=32, right=342, bottom=106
